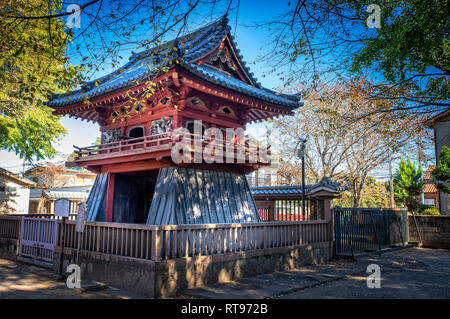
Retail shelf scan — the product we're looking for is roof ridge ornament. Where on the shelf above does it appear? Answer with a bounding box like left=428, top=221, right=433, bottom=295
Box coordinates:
left=221, top=15, right=229, bottom=26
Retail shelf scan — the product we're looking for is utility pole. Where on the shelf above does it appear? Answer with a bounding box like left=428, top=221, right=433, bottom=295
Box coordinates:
left=296, top=137, right=308, bottom=217
left=418, top=138, right=424, bottom=205
left=389, top=148, right=394, bottom=209
left=388, top=126, right=394, bottom=209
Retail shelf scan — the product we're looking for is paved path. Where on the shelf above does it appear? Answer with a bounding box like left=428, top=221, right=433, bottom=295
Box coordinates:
left=1, top=248, right=449, bottom=299
left=0, top=259, right=144, bottom=299
left=182, top=247, right=450, bottom=299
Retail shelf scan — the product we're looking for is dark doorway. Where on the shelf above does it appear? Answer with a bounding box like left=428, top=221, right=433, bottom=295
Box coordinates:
left=113, top=172, right=157, bottom=223
left=128, top=126, right=145, bottom=144
left=186, top=121, right=205, bottom=136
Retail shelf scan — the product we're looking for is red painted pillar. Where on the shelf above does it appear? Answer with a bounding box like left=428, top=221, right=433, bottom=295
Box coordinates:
left=105, top=173, right=115, bottom=222
left=173, top=113, right=182, bottom=129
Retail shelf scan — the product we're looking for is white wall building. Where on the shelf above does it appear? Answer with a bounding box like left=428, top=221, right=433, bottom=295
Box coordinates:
left=0, top=167, right=36, bottom=214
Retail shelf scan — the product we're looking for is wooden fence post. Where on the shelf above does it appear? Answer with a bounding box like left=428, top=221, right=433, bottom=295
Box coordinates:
left=323, top=198, right=334, bottom=259
left=263, top=225, right=268, bottom=249
left=151, top=228, right=160, bottom=261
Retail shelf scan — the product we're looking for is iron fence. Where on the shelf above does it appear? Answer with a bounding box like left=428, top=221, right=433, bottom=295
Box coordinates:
left=334, top=207, right=408, bottom=257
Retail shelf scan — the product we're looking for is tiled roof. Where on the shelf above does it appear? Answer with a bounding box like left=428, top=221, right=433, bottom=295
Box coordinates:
left=251, top=177, right=344, bottom=196
left=423, top=166, right=436, bottom=180
left=45, top=191, right=89, bottom=200
left=423, top=166, right=438, bottom=193
left=426, top=108, right=450, bottom=127
left=0, top=167, right=36, bottom=188
left=251, top=185, right=308, bottom=196
left=423, top=183, right=438, bottom=193
left=46, top=17, right=302, bottom=109
left=180, top=63, right=300, bottom=107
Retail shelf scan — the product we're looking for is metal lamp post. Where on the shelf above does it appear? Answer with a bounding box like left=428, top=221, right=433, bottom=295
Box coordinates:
left=296, top=137, right=308, bottom=218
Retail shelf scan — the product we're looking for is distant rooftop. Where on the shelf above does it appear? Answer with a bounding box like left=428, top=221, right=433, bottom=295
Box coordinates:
left=0, top=167, right=36, bottom=188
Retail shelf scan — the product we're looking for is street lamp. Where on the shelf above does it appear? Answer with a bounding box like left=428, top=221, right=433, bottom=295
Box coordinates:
left=296, top=137, right=308, bottom=218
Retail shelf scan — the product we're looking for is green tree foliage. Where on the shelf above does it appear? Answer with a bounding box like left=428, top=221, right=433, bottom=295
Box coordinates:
left=432, top=145, right=450, bottom=193
left=349, top=0, right=449, bottom=109
left=262, top=0, right=449, bottom=112
left=334, top=176, right=389, bottom=208
left=393, top=158, right=423, bottom=211
left=0, top=0, right=82, bottom=160
left=359, top=177, right=389, bottom=208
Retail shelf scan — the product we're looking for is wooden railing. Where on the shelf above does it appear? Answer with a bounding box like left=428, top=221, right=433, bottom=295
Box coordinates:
left=74, top=132, right=173, bottom=161
left=0, top=216, right=21, bottom=240
left=62, top=221, right=154, bottom=260
left=0, top=215, right=331, bottom=262
left=7, top=214, right=78, bottom=221
left=153, top=221, right=330, bottom=260
left=74, top=131, right=270, bottom=164
left=60, top=220, right=330, bottom=261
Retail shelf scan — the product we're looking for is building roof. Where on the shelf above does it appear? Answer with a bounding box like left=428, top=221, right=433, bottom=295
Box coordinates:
left=45, top=191, right=89, bottom=201
left=251, top=177, right=344, bottom=198
left=30, top=184, right=92, bottom=199
left=0, top=167, right=36, bottom=188
left=426, top=108, right=450, bottom=128
left=423, top=183, right=438, bottom=193
left=424, top=166, right=436, bottom=181
left=423, top=166, right=438, bottom=193
left=46, top=17, right=302, bottom=109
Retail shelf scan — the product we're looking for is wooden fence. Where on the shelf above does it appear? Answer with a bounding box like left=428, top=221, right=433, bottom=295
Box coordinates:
left=0, top=216, right=21, bottom=240
left=62, top=221, right=154, bottom=260
left=0, top=215, right=330, bottom=262
left=153, top=221, right=329, bottom=260
left=61, top=220, right=330, bottom=261
left=9, top=214, right=78, bottom=221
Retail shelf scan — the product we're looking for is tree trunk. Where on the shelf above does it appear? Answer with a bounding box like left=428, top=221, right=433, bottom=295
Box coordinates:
left=37, top=189, right=47, bottom=214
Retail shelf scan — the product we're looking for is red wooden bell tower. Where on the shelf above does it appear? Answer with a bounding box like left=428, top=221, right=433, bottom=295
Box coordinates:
left=47, top=17, right=302, bottom=225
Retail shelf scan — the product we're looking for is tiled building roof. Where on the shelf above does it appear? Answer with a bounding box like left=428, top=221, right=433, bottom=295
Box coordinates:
left=251, top=177, right=344, bottom=197
left=423, top=183, right=438, bottom=193
left=47, top=17, right=302, bottom=109
left=0, top=167, right=36, bottom=188
left=423, top=166, right=439, bottom=193
left=423, top=166, right=435, bottom=180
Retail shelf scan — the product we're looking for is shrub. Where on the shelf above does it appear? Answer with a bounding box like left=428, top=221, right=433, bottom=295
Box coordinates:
left=413, top=204, right=440, bottom=215
left=421, top=207, right=440, bottom=216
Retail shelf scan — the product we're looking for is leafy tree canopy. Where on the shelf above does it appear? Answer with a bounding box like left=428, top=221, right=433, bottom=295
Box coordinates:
left=393, top=158, right=423, bottom=211
left=432, top=145, right=450, bottom=193
left=0, top=0, right=83, bottom=160
left=261, top=0, right=449, bottom=113
left=349, top=0, right=449, bottom=108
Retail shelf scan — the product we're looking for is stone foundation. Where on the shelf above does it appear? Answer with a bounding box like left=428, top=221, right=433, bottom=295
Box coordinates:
left=0, top=238, right=18, bottom=261
left=55, top=242, right=331, bottom=298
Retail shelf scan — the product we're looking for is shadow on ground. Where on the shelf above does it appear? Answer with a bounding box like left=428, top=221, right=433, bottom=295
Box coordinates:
left=182, top=248, right=450, bottom=299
